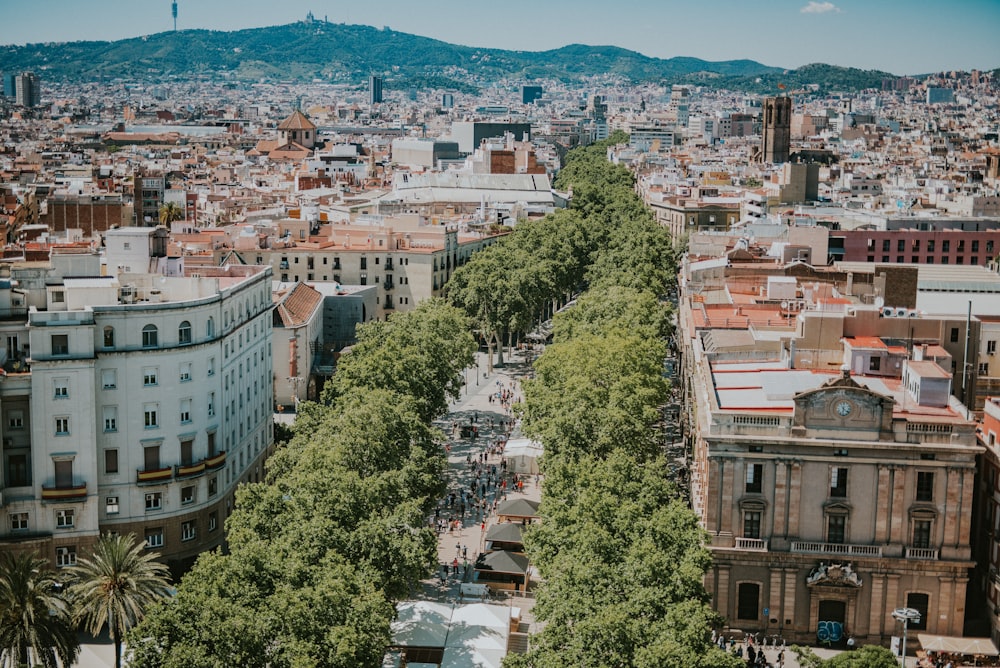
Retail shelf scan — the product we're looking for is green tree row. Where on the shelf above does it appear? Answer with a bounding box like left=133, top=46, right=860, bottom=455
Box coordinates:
left=501, top=135, right=740, bottom=666
left=127, top=299, right=475, bottom=667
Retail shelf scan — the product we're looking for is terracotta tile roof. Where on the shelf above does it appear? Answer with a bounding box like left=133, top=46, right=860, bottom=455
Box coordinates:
left=273, top=282, right=323, bottom=328
left=277, top=110, right=317, bottom=131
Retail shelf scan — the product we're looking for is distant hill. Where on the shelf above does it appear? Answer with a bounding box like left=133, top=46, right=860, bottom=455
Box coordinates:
left=0, top=22, right=893, bottom=92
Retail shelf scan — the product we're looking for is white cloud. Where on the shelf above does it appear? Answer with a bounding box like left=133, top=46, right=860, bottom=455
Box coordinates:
left=801, top=1, right=841, bottom=14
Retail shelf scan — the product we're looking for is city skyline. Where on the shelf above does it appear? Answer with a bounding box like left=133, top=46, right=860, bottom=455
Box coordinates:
left=2, top=0, right=998, bottom=77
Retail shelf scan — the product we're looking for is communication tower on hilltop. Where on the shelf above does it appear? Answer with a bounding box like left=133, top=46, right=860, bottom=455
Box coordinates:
left=172, top=1, right=178, bottom=31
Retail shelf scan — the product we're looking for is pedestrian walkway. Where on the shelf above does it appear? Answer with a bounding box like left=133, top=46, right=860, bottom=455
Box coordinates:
left=413, top=349, right=541, bottom=610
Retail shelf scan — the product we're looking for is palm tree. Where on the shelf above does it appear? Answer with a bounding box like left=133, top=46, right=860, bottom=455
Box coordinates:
left=0, top=551, right=79, bottom=668
left=158, top=202, right=184, bottom=226
left=68, top=533, right=171, bottom=668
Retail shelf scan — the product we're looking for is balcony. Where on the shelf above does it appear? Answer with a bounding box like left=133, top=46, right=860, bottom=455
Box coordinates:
left=905, top=547, right=939, bottom=560
left=735, top=537, right=768, bottom=551
left=383, top=280, right=394, bottom=290
left=41, top=483, right=87, bottom=501
left=384, top=299, right=395, bottom=310
left=175, top=461, right=206, bottom=479
left=384, top=260, right=394, bottom=271
left=137, top=467, right=173, bottom=484
left=204, top=451, right=226, bottom=471
left=790, top=541, right=883, bottom=558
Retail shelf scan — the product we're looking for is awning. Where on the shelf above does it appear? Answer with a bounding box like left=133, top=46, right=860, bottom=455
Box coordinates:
left=918, top=634, right=1000, bottom=656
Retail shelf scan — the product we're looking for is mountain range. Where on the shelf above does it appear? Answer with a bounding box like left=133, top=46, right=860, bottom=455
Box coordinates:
left=0, top=21, right=898, bottom=93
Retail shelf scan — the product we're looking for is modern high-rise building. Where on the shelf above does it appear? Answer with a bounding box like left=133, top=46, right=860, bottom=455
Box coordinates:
left=521, top=85, right=543, bottom=105
left=14, top=72, right=40, bottom=108
left=760, top=96, right=791, bottom=163
left=368, top=75, right=384, bottom=105
left=2, top=74, right=15, bottom=98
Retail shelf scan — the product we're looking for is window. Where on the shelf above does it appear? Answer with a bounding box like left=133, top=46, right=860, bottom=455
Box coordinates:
left=106, top=496, right=119, bottom=514
left=916, top=471, right=934, bottom=501
left=951, top=328, right=959, bottom=343
left=942, top=240, right=950, bottom=252
left=743, top=511, right=762, bottom=539
left=55, top=459, right=73, bottom=487
left=8, top=410, right=23, bottom=429
left=897, top=239, right=905, bottom=251
left=144, top=445, right=160, bottom=471
left=882, top=239, right=890, bottom=252
left=103, top=326, right=115, bottom=347
left=207, top=357, right=215, bottom=376
left=52, top=290, right=65, bottom=303
left=56, top=546, right=77, bottom=567
left=207, top=432, right=217, bottom=457
left=55, top=417, right=69, bottom=435
left=906, top=593, right=928, bottom=630
left=208, top=476, right=218, bottom=497
left=928, top=240, right=935, bottom=252
left=827, top=514, right=846, bottom=544
left=180, top=362, right=192, bottom=382
left=209, top=512, right=218, bottom=532
left=745, top=463, right=763, bottom=494
left=989, top=340, right=997, bottom=355
left=973, top=240, right=980, bottom=252
left=145, top=492, right=162, bottom=511
left=142, top=324, right=158, bottom=348
left=144, top=404, right=158, bottom=429
left=178, top=320, right=192, bottom=344
left=869, top=357, right=881, bottom=371
left=208, top=392, right=215, bottom=417
left=104, top=449, right=119, bottom=474
left=103, top=406, right=118, bottom=432
left=54, top=379, right=68, bottom=399
left=981, top=363, right=991, bottom=375
left=912, top=519, right=932, bottom=548
left=8, top=454, right=28, bottom=486
left=143, top=367, right=158, bottom=386
left=56, top=509, right=75, bottom=528
left=180, top=399, right=192, bottom=424
left=206, top=317, right=215, bottom=338
left=145, top=529, right=164, bottom=549
left=830, top=467, right=848, bottom=497
left=102, top=369, right=117, bottom=389
left=181, top=485, right=195, bottom=505
left=51, top=334, right=69, bottom=356
left=182, top=521, right=196, bottom=541
left=10, top=512, right=28, bottom=530
left=737, top=582, right=760, bottom=620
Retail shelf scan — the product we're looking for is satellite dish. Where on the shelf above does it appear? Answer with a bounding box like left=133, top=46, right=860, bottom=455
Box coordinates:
left=781, top=301, right=789, bottom=309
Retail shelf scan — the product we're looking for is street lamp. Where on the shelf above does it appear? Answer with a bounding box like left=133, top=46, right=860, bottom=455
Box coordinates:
left=892, top=607, right=921, bottom=667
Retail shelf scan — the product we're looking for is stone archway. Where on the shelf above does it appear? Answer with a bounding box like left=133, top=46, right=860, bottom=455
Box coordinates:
left=806, top=563, right=863, bottom=641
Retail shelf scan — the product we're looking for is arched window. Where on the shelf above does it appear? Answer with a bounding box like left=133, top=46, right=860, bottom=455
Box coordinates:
left=103, top=326, right=115, bottom=348
left=206, top=317, right=215, bottom=338
left=142, top=324, right=158, bottom=348
left=178, top=320, right=192, bottom=344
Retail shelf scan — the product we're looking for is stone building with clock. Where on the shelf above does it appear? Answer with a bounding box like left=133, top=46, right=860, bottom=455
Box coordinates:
left=681, top=319, right=981, bottom=646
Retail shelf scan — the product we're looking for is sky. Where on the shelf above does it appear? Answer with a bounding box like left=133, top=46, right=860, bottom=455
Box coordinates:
left=2, top=0, right=998, bottom=75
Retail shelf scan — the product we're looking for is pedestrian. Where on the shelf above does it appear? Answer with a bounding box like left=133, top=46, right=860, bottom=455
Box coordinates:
left=481, top=521, right=486, bottom=532
left=456, top=542, right=461, bottom=556
left=452, top=557, right=459, bottom=574
left=462, top=545, right=468, bottom=559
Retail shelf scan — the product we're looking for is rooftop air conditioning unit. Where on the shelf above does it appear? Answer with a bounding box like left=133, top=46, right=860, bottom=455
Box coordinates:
left=896, top=307, right=908, bottom=317
left=882, top=307, right=895, bottom=317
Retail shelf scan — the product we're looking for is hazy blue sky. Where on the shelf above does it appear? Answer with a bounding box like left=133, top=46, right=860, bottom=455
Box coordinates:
left=2, top=0, right=998, bottom=75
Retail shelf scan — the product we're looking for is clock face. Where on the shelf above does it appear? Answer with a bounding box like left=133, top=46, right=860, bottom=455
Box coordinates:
left=835, top=401, right=852, bottom=417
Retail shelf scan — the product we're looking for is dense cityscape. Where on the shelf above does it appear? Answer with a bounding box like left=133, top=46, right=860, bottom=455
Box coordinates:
left=1, top=4, right=1000, bottom=667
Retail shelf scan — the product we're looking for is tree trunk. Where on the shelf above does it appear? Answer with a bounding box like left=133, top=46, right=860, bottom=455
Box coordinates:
left=486, top=339, right=495, bottom=373
left=494, top=331, right=504, bottom=367
left=114, top=630, right=122, bottom=668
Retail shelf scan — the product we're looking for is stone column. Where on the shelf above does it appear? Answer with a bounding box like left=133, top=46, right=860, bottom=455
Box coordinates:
left=874, top=466, right=891, bottom=543
left=783, top=568, right=798, bottom=632
left=885, top=574, right=901, bottom=637
left=958, top=470, right=974, bottom=549
left=720, top=459, right=734, bottom=535
left=889, top=468, right=907, bottom=545
left=788, top=461, right=802, bottom=539
left=707, top=458, right=721, bottom=534
left=937, top=576, right=955, bottom=635
left=769, top=568, right=783, bottom=626
left=868, top=574, right=885, bottom=639
left=717, top=565, right=732, bottom=621
left=952, top=577, right=969, bottom=636
left=773, top=460, right=788, bottom=538
left=943, top=468, right=962, bottom=547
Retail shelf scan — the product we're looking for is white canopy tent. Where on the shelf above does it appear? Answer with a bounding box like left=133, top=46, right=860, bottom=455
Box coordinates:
left=504, top=438, right=543, bottom=474
left=918, top=634, right=1000, bottom=656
